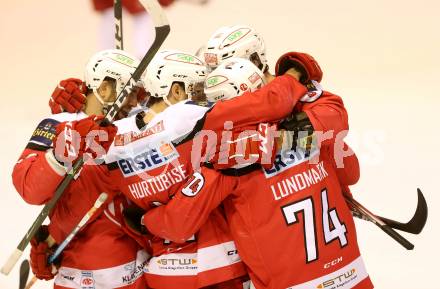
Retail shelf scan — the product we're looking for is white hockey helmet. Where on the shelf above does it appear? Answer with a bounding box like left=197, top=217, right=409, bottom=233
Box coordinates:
left=143, top=50, right=207, bottom=105
left=203, top=25, right=267, bottom=72
left=204, top=58, right=266, bottom=102
left=84, top=49, right=140, bottom=109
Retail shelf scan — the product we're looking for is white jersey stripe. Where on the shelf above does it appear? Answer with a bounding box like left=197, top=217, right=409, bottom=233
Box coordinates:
left=286, top=256, right=369, bottom=289
left=147, top=241, right=241, bottom=277
left=54, top=250, right=149, bottom=288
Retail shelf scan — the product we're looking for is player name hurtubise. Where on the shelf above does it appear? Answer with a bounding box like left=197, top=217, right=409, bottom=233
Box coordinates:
left=127, top=164, right=187, bottom=199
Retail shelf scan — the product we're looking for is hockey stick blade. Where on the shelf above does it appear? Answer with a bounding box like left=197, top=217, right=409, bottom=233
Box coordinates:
left=378, top=188, right=427, bottom=234
left=104, top=0, right=170, bottom=124
left=1, top=0, right=169, bottom=276
left=346, top=196, right=414, bottom=250
left=19, top=259, right=30, bottom=289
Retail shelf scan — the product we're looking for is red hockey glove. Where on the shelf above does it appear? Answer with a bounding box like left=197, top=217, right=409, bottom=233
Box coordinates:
left=49, top=78, right=87, bottom=114
left=29, top=226, right=58, bottom=281
left=279, top=112, right=315, bottom=151
left=158, top=0, right=175, bottom=7
left=53, top=115, right=117, bottom=165
left=275, top=52, right=323, bottom=84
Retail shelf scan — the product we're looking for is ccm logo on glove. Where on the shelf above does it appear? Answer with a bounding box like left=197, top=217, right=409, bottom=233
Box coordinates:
left=53, top=115, right=117, bottom=167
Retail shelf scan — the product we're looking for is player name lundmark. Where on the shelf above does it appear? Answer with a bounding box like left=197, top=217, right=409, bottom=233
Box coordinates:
left=271, top=161, right=328, bottom=201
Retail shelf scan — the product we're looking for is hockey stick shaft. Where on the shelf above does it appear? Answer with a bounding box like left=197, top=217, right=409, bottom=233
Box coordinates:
left=345, top=196, right=414, bottom=250
left=1, top=158, right=84, bottom=275
left=352, top=210, right=419, bottom=233
left=48, top=193, right=108, bottom=263
left=1, top=0, right=170, bottom=276
left=24, top=193, right=108, bottom=289
left=103, top=0, right=170, bottom=124
left=350, top=188, right=427, bottom=234
left=114, top=0, right=123, bottom=49
left=24, top=277, right=37, bottom=289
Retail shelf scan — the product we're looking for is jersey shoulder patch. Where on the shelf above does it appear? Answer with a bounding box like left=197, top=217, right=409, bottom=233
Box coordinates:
left=300, top=80, right=323, bottom=103
left=27, top=112, right=87, bottom=150
left=27, top=118, right=60, bottom=149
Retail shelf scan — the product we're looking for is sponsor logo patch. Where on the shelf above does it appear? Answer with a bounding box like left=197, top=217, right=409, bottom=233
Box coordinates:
left=118, top=143, right=179, bottom=177
left=114, top=120, right=164, bottom=146
left=263, top=147, right=318, bottom=178
left=80, top=271, right=95, bottom=289
left=165, top=53, right=204, bottom=65
left=221, top=27, right=251, bottom=48
left=316, top=268, right=357, bottom=288
left=29, top=118, right=59, bottom=147
left=204, top=53, right=218, bottom=66
left=205, top=75, right=228, bottom=88
left=248, top=72, right=261, bottom=84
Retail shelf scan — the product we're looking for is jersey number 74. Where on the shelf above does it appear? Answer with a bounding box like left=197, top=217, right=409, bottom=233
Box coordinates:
left=281, top=188, right=348, bottom=263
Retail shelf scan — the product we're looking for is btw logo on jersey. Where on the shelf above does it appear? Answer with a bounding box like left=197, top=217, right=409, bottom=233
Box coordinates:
left=263, top=147, right=319, bottom=178
left=118, top=143, right=179, bottom=177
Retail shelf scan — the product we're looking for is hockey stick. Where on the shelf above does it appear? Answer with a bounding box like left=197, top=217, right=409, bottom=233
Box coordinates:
left=351, top=188, right=427, bottom=234
left=379, top=188, right=427, bottom=234
left=24, top=277, right=36, bottom=289
left=0, top=0, right=170, bottom=276
left=114, top=0, right=123, bottom=49
left=345, top=195, right=415, bottom=250
left=24, top=193, right=109, bottom=289
left=18, top=260, right=29, bottom=289
left=48, top=193, right=108, bottom=263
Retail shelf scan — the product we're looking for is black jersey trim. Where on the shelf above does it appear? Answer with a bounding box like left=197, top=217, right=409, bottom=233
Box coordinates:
left=26, top=142, right=50, bottom=152
left=204, top=162, right=262, bottom=176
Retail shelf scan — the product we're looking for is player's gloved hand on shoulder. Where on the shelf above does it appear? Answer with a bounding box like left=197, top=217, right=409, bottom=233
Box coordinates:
left=30, top=225, right=60, bottom=281
left=279, top=112, right=315, bottom=151
left=212, top=123, right=278, bottom=171
left=49, top=78, right=87, bottom=114
left=275, top=52, right=323, bottom=84
left=52, top=115, right=117, bottom=165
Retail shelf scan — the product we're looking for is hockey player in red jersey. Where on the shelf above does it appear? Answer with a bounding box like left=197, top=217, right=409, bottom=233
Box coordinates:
left=140, top=56, right=373, bottom=289
left=45, top=47, right=353, bottom=288
left=12, top=49, right=151, bottom=289
left=103, top=50, right=264, bottom=289
left=38, top=50, right=256, bottom=289
left=41, top=24, right=358, bottom=286
left=102, top=49, right=316, bottom=288
left=200, top=24, right=358, bottom=191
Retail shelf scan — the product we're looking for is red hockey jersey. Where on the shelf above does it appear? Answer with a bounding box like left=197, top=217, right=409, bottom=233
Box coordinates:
left=143, top=145, right=373, bottom=289
left=12, top=112, right=149, bottom=289
left=138, top=79, right=372, bottom=289
left=104, top=74, right=308, bottom=288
